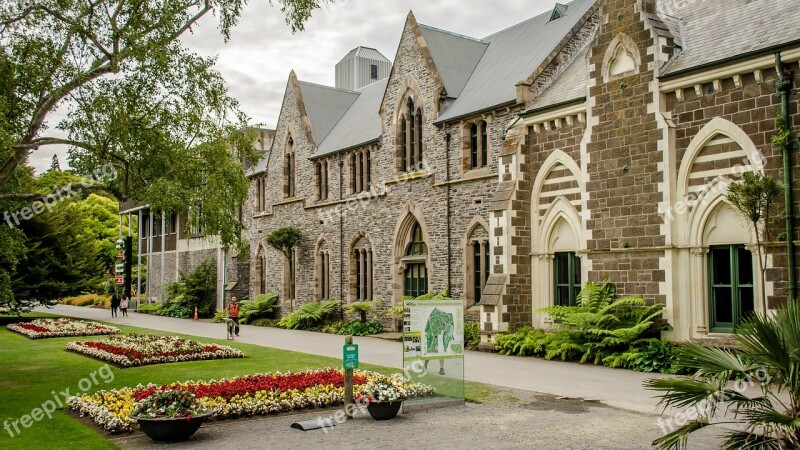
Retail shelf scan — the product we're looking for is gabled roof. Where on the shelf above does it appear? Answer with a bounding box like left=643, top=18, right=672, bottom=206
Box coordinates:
left=417, top=24, right=488, bottom=98
left=314, top=78, right=389, bottom=159
left=436, top=0, right=596, bottom=123
left=297, top=81, right=359, bottom=144
left=660, top=0, right=800, bottom=76
left=527, top=46, right=589, bottom=112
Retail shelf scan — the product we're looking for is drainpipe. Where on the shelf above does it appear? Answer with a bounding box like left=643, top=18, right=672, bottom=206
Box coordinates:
left=776, top=52, right=796, bottom=302
left=445, top=132, right=452, bottom=294
left=339, top=154, right=344, bottom=306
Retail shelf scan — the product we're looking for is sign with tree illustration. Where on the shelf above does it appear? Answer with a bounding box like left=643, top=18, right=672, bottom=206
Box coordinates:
left=403, top=299, right=464, bottom=360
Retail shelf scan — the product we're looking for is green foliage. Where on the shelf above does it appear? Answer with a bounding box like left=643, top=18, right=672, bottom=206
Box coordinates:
left=345, top=301, right=376, bottom=323
left=495, top=281, right=670, bottom=369
left=239, top=293, right=278, bottom=324
left=646, top=301, right=800, bottom=449
left=266, top=227, right=303, bottom=258
left=139, top=259, right=217, bottom=318
left=336, top=320, right=383, bottom=336
left=772, top=117, right=792, bottom=148
left=60, top=294, right=111, bottom=308
left=0, top=1, right=328, bottom=250
left=249, top=318, right=280, bottom=328
left=278, top=300, right=340, bottom=330
left=0, top=225, right=25, bottom=312
left=386, top=305, right=405, bottom=316
left=136, top=303, right=160, bottom=314
left=629, top=340, right=685, bottom=374
left=537, top=281, right=668, bottom=365
left=464, top=322, right=481, bottom=351
left=727, top=172, right=782, bottom=243
left=212, top=309, right=227, bottom=323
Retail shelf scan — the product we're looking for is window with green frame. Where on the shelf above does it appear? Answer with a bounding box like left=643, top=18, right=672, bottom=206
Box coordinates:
left=554, top=252, right=581, bottom=306
left=403, top=222, right=428, bottom=298
left=709, top=245, right=754, bottom=333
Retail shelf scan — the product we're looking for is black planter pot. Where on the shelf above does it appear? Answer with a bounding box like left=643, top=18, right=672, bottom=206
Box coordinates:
left=134, top=413, right=211, bottom=442
left=366, top=402, right=402, bottom=420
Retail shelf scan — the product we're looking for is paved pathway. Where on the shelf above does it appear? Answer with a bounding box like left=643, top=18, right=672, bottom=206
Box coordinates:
left=40, top=305, right=664, bottom=415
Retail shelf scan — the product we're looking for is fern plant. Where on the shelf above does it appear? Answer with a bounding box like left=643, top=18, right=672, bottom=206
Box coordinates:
left=239, top=293, right=278, bottom=325
left=345, top=301, right=376, bottom=323
left=537, top=281, right=668, bottom=365
left=278, top=300, right=340, bottom=330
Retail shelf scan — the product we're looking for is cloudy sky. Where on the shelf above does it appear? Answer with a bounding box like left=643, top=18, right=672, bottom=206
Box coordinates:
left=33, top=0, right=562, bottom=173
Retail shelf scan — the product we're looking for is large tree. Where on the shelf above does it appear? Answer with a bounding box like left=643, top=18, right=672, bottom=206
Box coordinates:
left=0, top=0, right=330, bottom=311
left=0, top=0, right=329, bottom=247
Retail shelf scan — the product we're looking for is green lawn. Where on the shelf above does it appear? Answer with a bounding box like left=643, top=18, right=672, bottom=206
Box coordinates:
left=0, top=315, right=495, bottom=449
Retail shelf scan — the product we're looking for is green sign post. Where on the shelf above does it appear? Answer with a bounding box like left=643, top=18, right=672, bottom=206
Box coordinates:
left=343, top=343, right=359, bottom=369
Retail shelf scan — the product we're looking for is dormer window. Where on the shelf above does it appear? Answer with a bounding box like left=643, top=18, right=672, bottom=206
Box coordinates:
left=550, top=3, right=567, bottom=22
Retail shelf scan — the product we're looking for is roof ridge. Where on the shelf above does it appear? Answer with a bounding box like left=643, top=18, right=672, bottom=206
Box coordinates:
left=483, top=0, right=579, bottom=40
left=297, top=79, right=360, bottom=95
left=417, top=23, right=486, bottom=44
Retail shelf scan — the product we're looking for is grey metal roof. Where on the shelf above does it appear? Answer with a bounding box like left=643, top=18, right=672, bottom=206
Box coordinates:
left=314, top=78, right=389, bottom=158
left=337, top=46, right=390, bottom=65
left=527, top=46, right=589, bottom=111
left=660, top=0, right=800, bottom=76
left=297, top=81, right=359, bottom=144
left=436, top=0, right=596, bottom=123
left=417, top=24, right=488, bottom=98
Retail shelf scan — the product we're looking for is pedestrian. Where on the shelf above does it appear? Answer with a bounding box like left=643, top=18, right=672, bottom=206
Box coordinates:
left=226, top=296, right=240, bottom=337
left=110, top=293, right=120, bottom=318
left=120, top=294, right=129, bottom=317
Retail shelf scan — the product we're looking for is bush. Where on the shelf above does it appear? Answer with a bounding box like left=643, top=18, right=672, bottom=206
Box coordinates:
left=464, top=322, right=480, bottom=351
left=61, top=294, right=110, bottom=308
left=240, top=293, right=278, bottom=324
left=336, top=320, right=383, bottom=336
left=628, top=340, right=686, bottom=374
left=212, top=309, right=227, bottom=323
left=162, top=259, right=217, bottom=318
left=136, top=303, right=160, bottom=314
left=537, top=281, right=668, bottom=366
left=249, top=318, right=280, bottom=328
left=278, top=300, right=340, bottom=330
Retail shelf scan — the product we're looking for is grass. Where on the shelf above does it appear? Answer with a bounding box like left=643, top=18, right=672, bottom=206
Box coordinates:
left=0, top=315, right=497, bottom=449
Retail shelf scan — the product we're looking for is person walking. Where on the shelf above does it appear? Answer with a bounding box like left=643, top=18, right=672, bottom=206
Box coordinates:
left=120, top=294, right=129, bottom=317
left=110, top=293, right=120, bottom=318
left=226, top=296, right=241, bottom=337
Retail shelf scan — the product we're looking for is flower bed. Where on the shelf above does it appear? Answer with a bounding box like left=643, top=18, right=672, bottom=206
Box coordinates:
left=66, top=334, right=244, bottom=367
left=68, top=368, right=435, bottom=433
left=7, top=318, right=119, bottom=339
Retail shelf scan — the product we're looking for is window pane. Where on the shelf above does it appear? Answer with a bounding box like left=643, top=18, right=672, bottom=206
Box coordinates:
left=573, top=255, right=581, bottom=286
left=556, top=286, right=570, bottom=307
left=713, top=287, right=734, bottom=324
left=739, top=286, right=755, bottom=320
left=555, top=253, right=569, bottom=286
left=737, top=247, right=754, bottom=286
left=711, top=248, right=731, bottom=285
left=470, top=124, right=478, bottom=168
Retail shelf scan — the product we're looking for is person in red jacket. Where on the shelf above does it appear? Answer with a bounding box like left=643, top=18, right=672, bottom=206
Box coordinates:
left=226, top=296, right=241, bottom=337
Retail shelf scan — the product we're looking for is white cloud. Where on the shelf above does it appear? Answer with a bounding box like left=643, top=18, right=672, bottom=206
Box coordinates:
left=32, top=0, right=560, bottom=173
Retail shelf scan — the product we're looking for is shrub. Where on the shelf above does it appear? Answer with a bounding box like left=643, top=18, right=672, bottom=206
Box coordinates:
left=239, top=293, right=278, bottom=325
left=61, top=294, right=110, bottom=308
left=136, top=303, right=160, bottom=315
left=629, top=340, right=680, bottom=374
left=464, top=322, right=481, bottom=351
left=345, top=301, right=376, bottom=323
left=212, top=309, right=227, bottom=323
left=537, top=281, right=668, bottom=366
left=278, top=300, right=340, bottom=330
left=249, top=318, right=280, bottom=328
left=336, top=320, right=383, bottom=336
left=162, top=259, right=217, bottom=318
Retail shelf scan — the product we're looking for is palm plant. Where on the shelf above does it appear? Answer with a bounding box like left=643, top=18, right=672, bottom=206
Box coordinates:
left=645, top=301, right=800, bottom=449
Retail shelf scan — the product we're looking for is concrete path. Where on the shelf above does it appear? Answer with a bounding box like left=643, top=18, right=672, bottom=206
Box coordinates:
left=39, top=305, right=664, bottom=415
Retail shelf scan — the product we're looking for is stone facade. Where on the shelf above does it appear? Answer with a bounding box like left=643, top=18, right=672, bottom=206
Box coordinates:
left=489, top=0, right=800, bottom=343
left=237, top=0, right=800, bottom=345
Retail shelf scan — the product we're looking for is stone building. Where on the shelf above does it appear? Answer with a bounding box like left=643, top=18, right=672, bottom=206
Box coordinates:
left=246, top=0, right=800, bottom=344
